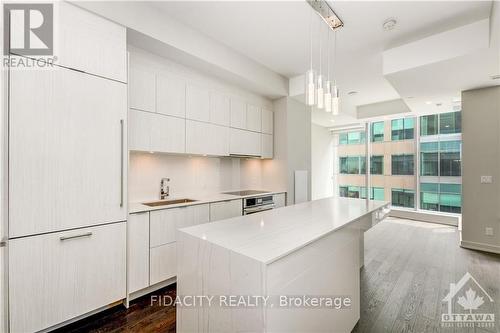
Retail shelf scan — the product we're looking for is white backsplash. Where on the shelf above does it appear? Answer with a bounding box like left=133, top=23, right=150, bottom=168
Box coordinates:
left=129, top=152, right=268, bottom=203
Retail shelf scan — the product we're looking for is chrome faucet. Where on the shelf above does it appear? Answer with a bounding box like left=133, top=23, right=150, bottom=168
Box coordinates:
left=160, top=178, right=170, bottom=200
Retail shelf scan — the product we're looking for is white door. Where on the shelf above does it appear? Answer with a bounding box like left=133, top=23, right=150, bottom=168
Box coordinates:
left=9, top=68, right=127, bottom=237
left=9, top=223, right=126, bottom=333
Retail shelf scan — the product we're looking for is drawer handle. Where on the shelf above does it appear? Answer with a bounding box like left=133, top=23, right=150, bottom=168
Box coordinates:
left=60, top=232, right=93, bottom=241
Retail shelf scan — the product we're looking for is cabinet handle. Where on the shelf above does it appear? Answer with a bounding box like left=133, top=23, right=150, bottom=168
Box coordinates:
left=60, top=232, right=93, bottom=241
left=120, top=119, right=124, bottom=207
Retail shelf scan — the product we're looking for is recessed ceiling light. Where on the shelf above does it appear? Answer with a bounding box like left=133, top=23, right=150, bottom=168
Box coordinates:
left=406, top=96, right=414, bottom=99
left=347, top=91, right=358, bottom=95
left=425, top=101, right=433, bottom=105
left=436, top=103, right=442, bottom=107
left=383, top=18, right=397, bottom=31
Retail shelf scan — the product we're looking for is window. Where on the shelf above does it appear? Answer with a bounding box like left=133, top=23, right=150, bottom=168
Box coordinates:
left=420, top=183, right=461, bottom=213
left=392, top=189, right=415, bottom=208
left=391, top=118, right=414, bottom=141
left=420, top=114, right=438, bottom=136
left=440, top=111, right=461, bottom=134
left=370, top=155, right=383, bottom=175
left=339, top=186, right=384, bottom=200
left=339, top=156, right=366, bottom=174
left=391, top=154, right=414, bottom=175
left=440, top=141, right=461, bottom=176
left=339, top=131, right=366, bottom=145
left=371, top=122, right=384, bottom=142
left=420, top=142, right=439, bottom=176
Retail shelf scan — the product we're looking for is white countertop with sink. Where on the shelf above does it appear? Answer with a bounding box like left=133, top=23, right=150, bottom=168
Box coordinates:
left=129, top=190, right=287, bottom=214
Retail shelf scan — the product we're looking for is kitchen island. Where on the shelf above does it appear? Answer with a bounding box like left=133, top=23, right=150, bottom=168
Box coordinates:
left=176, top=197, right=390, bottom=333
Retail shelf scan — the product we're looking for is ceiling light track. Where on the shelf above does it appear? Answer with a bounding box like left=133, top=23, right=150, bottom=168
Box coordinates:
left=306, top=0, right=344, bottom=31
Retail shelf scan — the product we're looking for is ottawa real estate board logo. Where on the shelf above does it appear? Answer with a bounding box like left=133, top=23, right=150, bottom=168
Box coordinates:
left=3, top=3, right=55, bottom=68
left=441, top=272, right=495, bottom=329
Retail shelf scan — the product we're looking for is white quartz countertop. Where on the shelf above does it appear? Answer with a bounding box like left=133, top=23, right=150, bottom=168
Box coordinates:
left=179, top=197, right=389, bottom=264
left=129, top=190, right=286, bottom=214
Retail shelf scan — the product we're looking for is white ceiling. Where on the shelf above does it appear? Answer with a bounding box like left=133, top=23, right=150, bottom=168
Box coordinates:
left=149, top=1, right=494, bottom=126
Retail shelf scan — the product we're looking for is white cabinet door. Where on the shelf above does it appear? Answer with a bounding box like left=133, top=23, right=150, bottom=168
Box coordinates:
left=129, top=109, right=152, bottom=152
left=209, top=200, right=242, bottom=221
left=9, top=68, right=127, bottom=237
left=129, top=68, right=155, bottom=112
left=261, top=134, right=273, bottom=159
left=261, top=108, right=274, bottom=134
left=9, top=222, right=126, bottom=333
left=128, top=213, right=150, bottom=294
left=246, top=104, right=262, bottom=132
left=229, top=128, right=262, bottom=157
left=186, top=84, right=210, bottom=122
left=57, top=2, right=126, bottom=82
left=151, top=114, right=186, bottom=154
left=186, top=120, right=229, bottom=156
left=150, top=204, right=209, bottom=247
left=230, top=98, right=247, bottom=129
left=273, top=193, right=286, bottom=208
left=156, top=73, right=186, bottom=118
left=150, top=243, right=176, bottom=285
left=210, top=91, right=230, bottom=126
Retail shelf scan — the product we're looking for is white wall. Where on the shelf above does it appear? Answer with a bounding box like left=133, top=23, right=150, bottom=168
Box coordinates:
left=311, top=124, right=334, bottom=200
left=461, top=86, right=500, bottom=254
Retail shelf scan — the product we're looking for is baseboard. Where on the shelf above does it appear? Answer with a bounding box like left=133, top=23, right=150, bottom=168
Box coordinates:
left=389, top=209, right=459, bottom=226
left=460, top=240, right=500, bottom=255
left=128, top=277, right=176, bottom=302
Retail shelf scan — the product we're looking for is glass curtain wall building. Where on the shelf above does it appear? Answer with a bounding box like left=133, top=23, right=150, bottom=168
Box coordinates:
left=334, top=111, right=462, bottom=214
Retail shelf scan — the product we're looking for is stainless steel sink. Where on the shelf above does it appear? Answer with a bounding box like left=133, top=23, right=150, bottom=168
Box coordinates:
left=142, top=199, right=197, bottom=207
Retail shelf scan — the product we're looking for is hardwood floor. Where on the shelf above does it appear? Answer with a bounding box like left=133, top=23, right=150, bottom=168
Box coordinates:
left=54, top=217, right=500, bottom=333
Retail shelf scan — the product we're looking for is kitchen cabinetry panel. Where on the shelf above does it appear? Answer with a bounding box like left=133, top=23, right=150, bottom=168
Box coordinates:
left=186, top=84, right=210, bottom=122
left=246, top=104, right=262, bottom=132
left=129, top=109, right=152, bottom=151
left=157, top=73, right=186, bottom=118
left=129, top=68, right=155, bottom=112
left=210, top=200, right=242, bottom=221
left=210, top=91, right=230, bottom=126
left=261, top=108, right=274, bottom=134
left=150, top=204, right=209, bottom=248
left=150, top=114, right=186, bottom=154
left=230, top=98, right=247, bottom=129
left=186, top=120, right=229, bottom=156
left=150, top=243, right=176, bottom=285
left=128, top=213, right=150, bottom=293
left=229, top=128, right=261, bottom=157
left=57, top=2, right=126, bottom=82
left=261, top=134, right=273, bottom=159
left=9, top=222, right=126, bottom=333
left=9, top=67, right=127, bottom=237
left=273, top=193, right=286, bottom=208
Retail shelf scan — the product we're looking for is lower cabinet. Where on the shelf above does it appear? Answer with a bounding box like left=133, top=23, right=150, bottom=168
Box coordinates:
left=273, top=193, right=286, bottom=208
left=209, top=199, right=242, bottom=221
left=128, top=213, right=150, bottom=293
left=9, top=222, right=126, bottom=333
left=150, top=243, right=177, bottom=285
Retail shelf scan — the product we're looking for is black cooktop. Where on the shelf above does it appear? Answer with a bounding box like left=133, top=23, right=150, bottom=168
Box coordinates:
left=222, top=190, right=270, bottom=196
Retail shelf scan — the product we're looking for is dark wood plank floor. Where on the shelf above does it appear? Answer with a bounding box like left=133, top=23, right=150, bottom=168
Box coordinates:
left=54, top=217, right=500, bottom=333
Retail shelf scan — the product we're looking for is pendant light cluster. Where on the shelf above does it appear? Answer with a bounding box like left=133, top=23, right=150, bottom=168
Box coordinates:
left=305, top=0, right=343, bottom=116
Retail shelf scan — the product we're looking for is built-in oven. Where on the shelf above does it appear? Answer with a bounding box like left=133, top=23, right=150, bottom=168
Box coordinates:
left=243, top=195, right=275, bottom=215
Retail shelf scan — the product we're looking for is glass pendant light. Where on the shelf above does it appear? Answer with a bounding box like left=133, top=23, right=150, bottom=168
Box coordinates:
left=305, top=10, right=315, bottom=106
left=331, top=30, right=340, bottom=115
left=316, top=20, right=324, bottom=109
left=324, top=28, right=332, bottom=112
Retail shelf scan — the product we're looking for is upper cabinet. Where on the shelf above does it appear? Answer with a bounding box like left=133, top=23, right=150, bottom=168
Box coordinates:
left=210, top=91, right=230, bottom=126
left=261, top=108, right=274, bottom=134
left=157, top=73, right=186, bottom=118
left=186, top=120, right=229, bottom=156
left=230, top=98, right=247, bottom=129
left=57, top=2, right=127, bottom=82
left=129, top=68, right=155, bottom=112
left=186, top=84, right=210, bottom=122
left=246, top=105, right=262, bottom=132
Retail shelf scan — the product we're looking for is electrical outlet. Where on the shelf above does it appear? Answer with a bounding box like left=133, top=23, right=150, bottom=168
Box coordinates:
left=480, top=176, right=493, bottom=184
left=485, top=227, right=494, bottom=236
